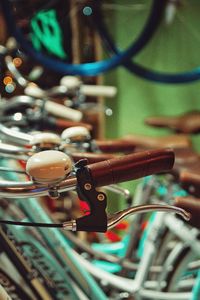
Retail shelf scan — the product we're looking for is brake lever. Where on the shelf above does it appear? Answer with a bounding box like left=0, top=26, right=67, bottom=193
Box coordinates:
left=62, top=159, right=190, bottom=232
left=107, top=204, right=190, bottom=229
left=73, top=158, right=107, bottom=232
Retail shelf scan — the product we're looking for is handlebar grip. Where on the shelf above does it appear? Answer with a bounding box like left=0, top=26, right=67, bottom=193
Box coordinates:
left=60, top=76, right=117, bottom=97
left=54, top=119, right=92, bottom=131
left=87, top=148, right=174, bottom=187
left=24, top=85, right=44, bottom=98
left=45, top=101, right=83, bottom=122
left=80, top=85, right=117, bottom=98
left=96, top=139, right=136, bottom=153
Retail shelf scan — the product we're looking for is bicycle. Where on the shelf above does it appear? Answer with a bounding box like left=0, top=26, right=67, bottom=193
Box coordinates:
left=0, top=146, right=189, bottom=298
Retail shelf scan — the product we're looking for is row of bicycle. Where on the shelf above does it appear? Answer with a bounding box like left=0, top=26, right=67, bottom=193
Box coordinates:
left=0, top=95, right=199, bottom=299
left=0, top=34, right=199, bottom=300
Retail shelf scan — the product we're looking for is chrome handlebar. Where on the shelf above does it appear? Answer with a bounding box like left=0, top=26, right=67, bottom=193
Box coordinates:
left=0, top=123, right=32, bottom=145
left=0, top=176, right=190, bottom=231
left=0, top=176, right=77, bottom=198
left=0, top=150, right=190, bottom=232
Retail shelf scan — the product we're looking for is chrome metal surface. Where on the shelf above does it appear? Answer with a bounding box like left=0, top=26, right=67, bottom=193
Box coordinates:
left=0, top=177, right=77, bottom=197
left=107, top=204, right=190, bottom=229
left=0, top=123, right=32, bottom=145
left=62, top=220, right=77, bottom=231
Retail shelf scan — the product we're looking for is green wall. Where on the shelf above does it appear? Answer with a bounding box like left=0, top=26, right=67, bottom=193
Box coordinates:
left=105, top=67, right=200, bottom=208
left=105, top=67, right=200, bottom=140
left=103, top=1, right=200, bottom=207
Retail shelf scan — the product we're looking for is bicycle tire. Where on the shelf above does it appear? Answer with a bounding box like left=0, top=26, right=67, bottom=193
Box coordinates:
left=92, top=0, right=200, bottom=83
left=1, top=0, right=163, bottom=76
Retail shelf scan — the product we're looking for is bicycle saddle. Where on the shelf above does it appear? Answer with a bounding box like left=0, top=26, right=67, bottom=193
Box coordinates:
left=145, top=111, right=200, bottom=134
left=122, top=134, right=191, bottom=149
left=179, top=168, right=200, bottom=197
left=175, top=196, right=200, bottom=230
left=171, top=148, right=200, bottom=177
left=174, top=148, right=200, bottom=164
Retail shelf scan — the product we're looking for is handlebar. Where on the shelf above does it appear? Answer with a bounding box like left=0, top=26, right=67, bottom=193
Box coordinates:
left=0, top=148, right=174, bottom=198
left=0, top=123, right=31, bottom=145
left=0, top=148, right=190, bottom=232
left=60, top=76, right=117, bottom=98
left=87, top=148, right=174, bottom=187
left=0, top=95, right=92, bottom=131
left=1, top=91, right=83, bottom=122
left=0, top=124, right=139, bottom=154
left=0, top=140, right=117, bottom=164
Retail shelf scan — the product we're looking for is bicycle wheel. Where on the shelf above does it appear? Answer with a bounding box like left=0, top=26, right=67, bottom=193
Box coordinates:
left=163, top=246, right=200, bottom=295
left=93, top=0, right=200, bottom=83
left=1, top=0, right=163, bottom=76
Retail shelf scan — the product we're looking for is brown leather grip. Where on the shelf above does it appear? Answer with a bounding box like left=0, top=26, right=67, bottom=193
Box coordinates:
left=71, top=152, right=115, bottom=164
left=87, top=148, right=175, bottom=187
left=96, top=139, right=135, bottom=153
left=56, top=119, right=92, bottom=131
left=175, top=196, right=200, bottom=230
